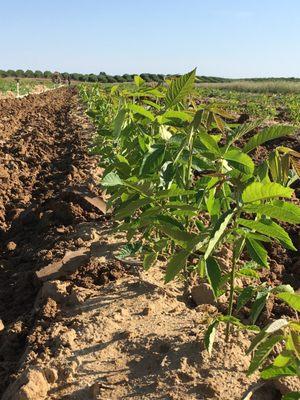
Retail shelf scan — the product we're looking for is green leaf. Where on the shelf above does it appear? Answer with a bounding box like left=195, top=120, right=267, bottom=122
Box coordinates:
left=290, top=331, right=300, bottom=358
left=242, top=182, right=293, bottom=203
left=269, top=150, right=290, bottom=185
left=227, top=120, right=262, bottom=146
left=140, top=146, right=165, bottom=175
left=204, top=320, right=219, bottom=355
left=246, top=238, right=268, bottom=267
left=247, top=319, right=288, bottom=355
left=213, top=114, right=225, bottom=132
left=250, top=293, right=269, bottom=324
left=264, top=318, right=289, bottom=333
left=243, top=125, right=296, bottom=153
left=272, top=285, right=294, bottom=294
left=113, top=109, right=126, bottom=137
left=160, top=110, right=193, bottom=122
left=134, top=75, right=145, bottom=87
left=143, top=252, right=157, bottom=271
left=290, top=322, right=300, bottom=332
left=116, top=198, right=152, bottom=219
left=116, top=242, right=142, bottom=260
left=238, top=268, right=260, bottom=279
left=116, top=154, right=129, bottom=165
left=233, top=236, right=246, bottom=260
left=143, top=99, right=161, bottom=110
left=165, top=249, right=189, bottom=283
left=165, top=202, right=198, bottom=212
left=204, top=210, right=234, bottom=260
left=127, top=103, right=155, bottom=121
left=237, top=231, right=271, bottom=242
left=217, top=315, right=260, bottom=331
left=205, top=187, right=216, bottom=216
left=197, top=258, right=206, bottom=278
left=199, top=130, right=221, bottom=155
left=273, top=351, right=294, bottom=367
left=124, top=180, right=153, bottom=197
left=261, top=365, right=298, bottom=380
left=156, top=222, right=196, bottom=248
left=237, top=286, right=254, bottom=312
left=256, top=160, right=270, bottom=183
left=102, top=171, right=123, bottom=187
left=282, top=392, right=300, bottom=400
left=248, top=334, right=284, bottom=375
left=165, top=69, right=196, bottom=108
left=244, top=201, right=300, bottom=224
left=238, top=218, right=296, bottom=251
left=277, top=293, right=300, bottom=312
left=224, top=148, right=254, bottom=175
left=151, top=214, right=183, bottom=230
left=156, top=188, right=196, bottom=199
left=205, top=257, right=222, bottom=299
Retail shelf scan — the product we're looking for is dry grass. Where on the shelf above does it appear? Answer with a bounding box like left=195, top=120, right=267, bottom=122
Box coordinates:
left=197, top=80, right=300, bottom=94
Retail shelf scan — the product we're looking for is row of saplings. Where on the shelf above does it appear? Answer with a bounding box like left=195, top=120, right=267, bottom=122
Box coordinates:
left=82, top=70, right=300, bottom=399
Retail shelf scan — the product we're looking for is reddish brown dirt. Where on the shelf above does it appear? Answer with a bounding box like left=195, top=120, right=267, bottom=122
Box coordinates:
left=0, top=88, right=114, bottom=395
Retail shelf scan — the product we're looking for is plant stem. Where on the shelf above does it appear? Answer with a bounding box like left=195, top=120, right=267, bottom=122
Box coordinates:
left=186, top=127, right=195, bottom=190
left=225, top=254, right=236, bottom=342
left=182, top=127, right=195, bottom=291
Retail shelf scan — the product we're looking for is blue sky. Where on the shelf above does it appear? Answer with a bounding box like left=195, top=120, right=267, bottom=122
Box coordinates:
left=1, top=0, right=300, bottom=77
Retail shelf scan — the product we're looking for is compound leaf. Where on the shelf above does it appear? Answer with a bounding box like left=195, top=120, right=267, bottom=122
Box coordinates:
left=246, top=238, right=268, bottom=267
left=244, top=201, right=300, bottom=224
left=277, top=293, right=300, bottom=312
left=165, top=69, right=196, bottom=108
left=243, top=125, right=296, bottom=153
left=242, top=182, right=293, bottom=203
left=165, top=249, right=189, bottom=283
left=248, top=334, right=284, bottom=375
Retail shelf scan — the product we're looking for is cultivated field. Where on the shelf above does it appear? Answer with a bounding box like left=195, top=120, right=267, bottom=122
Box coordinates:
left=198, top=80, right=300, bottom=94
left=0, top=73, right=299, bottom=400
left=0, top=78, right=56, bottom=98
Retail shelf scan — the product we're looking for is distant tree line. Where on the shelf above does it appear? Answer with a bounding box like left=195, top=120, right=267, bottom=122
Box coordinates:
left=0, top=69, right=234, bottom=83
left=0, top=69, right=164, bottom=83
left=0, top=69, right=299, bottom=83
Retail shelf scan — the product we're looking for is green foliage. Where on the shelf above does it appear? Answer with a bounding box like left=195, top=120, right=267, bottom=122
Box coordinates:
left=43, top=70, right=52, bottom=78
left=34, top=70, right=43, bottom=78
left=247, top=292, right=300, bottom=398
left=242, top=125, right=296, bottom=153
left=165, top=68, right=196, bottom=108
left=81, top=71, right=300, bottom=379
left=277, top=293, right=300, bottom=311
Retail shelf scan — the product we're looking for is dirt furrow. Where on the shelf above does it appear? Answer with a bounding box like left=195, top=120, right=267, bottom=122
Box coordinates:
left=0, top=88, right=106, bottom=395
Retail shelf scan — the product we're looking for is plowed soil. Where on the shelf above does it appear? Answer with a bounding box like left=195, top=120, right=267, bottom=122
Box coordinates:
left=0, top=89, right=299, bottom=400
left=0, top=88, right=109, bottom=396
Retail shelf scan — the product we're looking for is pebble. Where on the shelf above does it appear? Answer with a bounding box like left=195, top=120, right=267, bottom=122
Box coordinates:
left=6, top=241, right=17, bottom=251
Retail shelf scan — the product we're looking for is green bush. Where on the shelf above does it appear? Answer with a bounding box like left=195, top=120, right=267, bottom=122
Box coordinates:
left=122, top=74, right=133, bottom=82
left=34, top=70, right=43, bottom=78
left=88, top=74, right=98, bottom=82
left=43, top=71, right=52, bottom=78
left=106, top=75, right=117, bottom=83
left=24, top=70, right=34, bottom=78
